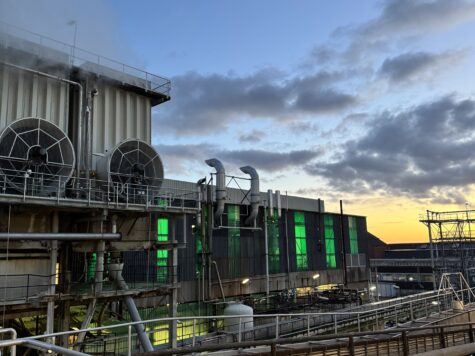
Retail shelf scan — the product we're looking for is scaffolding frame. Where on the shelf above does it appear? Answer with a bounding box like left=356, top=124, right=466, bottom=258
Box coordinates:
left=420, top=209, right=475, bottom=290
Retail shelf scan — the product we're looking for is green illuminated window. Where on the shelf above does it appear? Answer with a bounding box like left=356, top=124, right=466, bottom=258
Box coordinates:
left=195, top=207, right=207, bottom=277
left=348, top=217, right=359, bottom=254
left=87, top=253, right=97, bottom=282
left=294, top=212, right=308, bottom=270
left=228, top=205, right=240, bottom=278
left=324, top=215, right=336, bottom=268
left=268, top=209, right=280, bottom=274
left=157, top=218, right=168, bottom=283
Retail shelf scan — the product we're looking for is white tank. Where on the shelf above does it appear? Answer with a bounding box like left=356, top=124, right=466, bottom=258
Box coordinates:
left=453, top=300, right=464, bottom=310
left=223, top=302, right=254, bottom=332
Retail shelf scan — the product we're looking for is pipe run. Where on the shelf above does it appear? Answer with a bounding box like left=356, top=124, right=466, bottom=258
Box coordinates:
left=108, top=263, right=154, bottom=352
left=25, top=339, right=88, bottom=356
left=240, top=166, right=260, bottom=226
left=0, top=233, right=121, bottom=241
left=205, top=158, right=226, bottom=223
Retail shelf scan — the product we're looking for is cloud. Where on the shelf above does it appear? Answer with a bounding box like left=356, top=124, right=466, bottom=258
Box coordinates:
left=219, top=149, right=321, bottom=171
left=379, top=51, right=465, bottom=83
left=305, top=95, right=475, bottom=198
left=350, top=0, right=475, bottom=39
left=156, top=143, right=321, bottom=174
left=155, top=70, right=357, bottom=135
left=239, top=130, right=266, bottom=143
left=305, top=0, right=475, bottom=66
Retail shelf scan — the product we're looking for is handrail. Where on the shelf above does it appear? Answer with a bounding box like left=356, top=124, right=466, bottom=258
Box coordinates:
left=0, top=167, right=199, bottom=211
left=0, top=20, right=171, bottom=97
left=0, top=288, right=464, bottom=341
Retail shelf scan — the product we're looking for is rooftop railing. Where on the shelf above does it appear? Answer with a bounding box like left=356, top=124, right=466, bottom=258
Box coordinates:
left=0, top=168, right=198, bottom=211
left=0, top=21, right=171, bottom=97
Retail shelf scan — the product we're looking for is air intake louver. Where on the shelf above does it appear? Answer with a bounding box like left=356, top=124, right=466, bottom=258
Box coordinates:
left=0, top=117, right=75, bottom=194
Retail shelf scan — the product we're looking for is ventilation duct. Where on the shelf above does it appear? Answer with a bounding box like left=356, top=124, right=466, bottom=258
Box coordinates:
left=205, top=158, right=226, bottom=222
left=240, top=166, right=260, bottom=226
left=267, top=189, right=274, bottom=217
left=97, top=139, right=164, bottom=197
left=275, top=190, right=282, bottom=218
left=0, top=117, right=75, bottom=195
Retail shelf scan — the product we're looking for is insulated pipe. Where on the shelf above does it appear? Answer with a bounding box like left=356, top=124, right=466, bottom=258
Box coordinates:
left=240, top=166, right=260, bottom=226
left=46, top=212, right=58, bottom=338
left=196, top=177, right=206, bottom=228
left=267, top=190, right=274, bottom=217
left=108, top=263, right=154, bottom=352
left=85, top=88, right=98, bottom=178
left=205, top=159, right=226, bottom=222
left=2, top=62, right=84, bottom=179
left=25, top=339, right=89, bottom=356
left=0, top=233, right=121, bottom=240
left=275, top=190, right=282, bottom=218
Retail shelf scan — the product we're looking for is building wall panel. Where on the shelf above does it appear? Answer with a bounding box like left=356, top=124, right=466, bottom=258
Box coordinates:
left=0, top=64, right=69, bottom=132
left=92, top=82, right=151, bottom=159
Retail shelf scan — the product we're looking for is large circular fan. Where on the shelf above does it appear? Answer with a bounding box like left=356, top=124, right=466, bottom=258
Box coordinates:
left=100, top=139, right=164, bottom=195
left=0, top=117, right=75, bottom=194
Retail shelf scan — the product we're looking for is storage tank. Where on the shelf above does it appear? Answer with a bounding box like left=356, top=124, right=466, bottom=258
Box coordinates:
left=223, top=302, right=254, bottom=333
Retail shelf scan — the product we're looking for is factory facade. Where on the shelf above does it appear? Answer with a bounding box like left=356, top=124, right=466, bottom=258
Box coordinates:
left=0, top=25, right=372, bottom=352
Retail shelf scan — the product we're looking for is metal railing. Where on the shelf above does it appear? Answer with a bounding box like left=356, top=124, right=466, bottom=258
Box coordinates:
left=0, top=288, right=471, bottom=355
left=0, top=264, right=179, bottom=303
left=0, top=168, right=199, bottom=211
left=0, top=21, right=171, bottom=97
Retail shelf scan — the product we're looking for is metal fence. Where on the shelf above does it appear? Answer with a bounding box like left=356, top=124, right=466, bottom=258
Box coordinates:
left=0, top=168, right=199, bottom=211
left=0, top=288, right=470, bottom=355
left=0, top=264, right=179, bottom=303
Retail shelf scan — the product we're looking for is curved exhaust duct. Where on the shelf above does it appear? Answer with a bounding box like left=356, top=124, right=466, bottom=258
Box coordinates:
left=240, top=166, right=260, bottom=226
left=205, top=158, right=226, bottom=222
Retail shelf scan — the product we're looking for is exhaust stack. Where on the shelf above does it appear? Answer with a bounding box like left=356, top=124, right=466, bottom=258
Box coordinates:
left=268, top=190, right=274, bottom=217
left=205, top=158, right=226, bottom=222
left=240, top=166, right=260, bottom=226
left=276, top=190, right=282, bottom=218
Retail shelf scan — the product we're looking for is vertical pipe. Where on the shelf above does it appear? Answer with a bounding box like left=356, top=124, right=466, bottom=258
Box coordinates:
left=95, top=211, right=107, bottom=295
left=375, top=267, right=380, bottom=302
left=285, top=191, right=290, bottom=289
left=201, top=185, right=206, bottom=305
left=427, top=210, right=437, bottom=290
left=207, top=184, right=213, bottom=300
left=46, top=211, right=59, bottom=338
left=340, top=200, right=348, bottom=287
left=168, top=217, right=178, bottom=349
left=264, top=201, right=270, bottom=297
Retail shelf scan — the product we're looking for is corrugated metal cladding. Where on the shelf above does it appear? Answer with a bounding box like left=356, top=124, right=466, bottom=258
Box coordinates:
left=0, top=64, right=69, bottom=132
left=92, top=82, right=151, bottom=156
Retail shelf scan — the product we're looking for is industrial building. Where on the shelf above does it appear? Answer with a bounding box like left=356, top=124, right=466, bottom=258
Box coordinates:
left=0, top=23, right=377, bottom=353
left=370, top=209, right=475, bottom=298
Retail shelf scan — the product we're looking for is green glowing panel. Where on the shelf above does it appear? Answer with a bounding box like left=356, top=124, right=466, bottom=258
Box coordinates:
left=157, top=218, right=168, bottom=283
left=294, top=212, right=308, bottom=270
left=87, top=252, right=97, bottom=282
left=349, top=217, right=359, bottom=254
left=195, top=207, right=207, bottom=277
left=228, top=205, right=240, bottom=278
left=324, top=215, right=336, bottom=268
left=268, top=208, right=280, bottom=273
